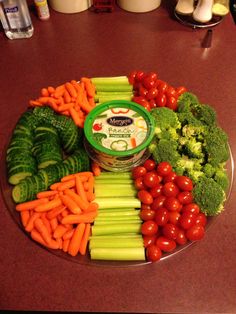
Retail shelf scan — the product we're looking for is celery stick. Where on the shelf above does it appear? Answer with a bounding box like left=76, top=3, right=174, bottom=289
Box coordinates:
left=95, top=179, right=134, bottom=185
left=89, top=237, right=144, bottom=249
left=96, top=91, right=133, bottom=97
left=94, top=84, right=133, bottom=92
left=96, top=172, right=132, bottom=179
left=91, top=76, right=130, bottom=85
left=97, top=208, right=136, bottom=212
left=95, top=187, right=136, bottom=198
left=94, top=219, right=141, bottom=225
left=96, top=197, right=141, bottom=209
left=92, top=223, right=141, bottom=235
left=89, top=234, right=143, bottom=240
left=96, top=95, right=132, bottom=103
left=90, top=247, right=145, bottom=261
left=97, top=209, right=140, bottom=217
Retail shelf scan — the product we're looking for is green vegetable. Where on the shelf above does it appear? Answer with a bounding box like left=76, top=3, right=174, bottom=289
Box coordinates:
left=90, top=248, right=145, bottom=261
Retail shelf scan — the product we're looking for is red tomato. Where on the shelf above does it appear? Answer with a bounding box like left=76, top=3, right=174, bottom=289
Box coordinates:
left=138, top=84, right=148, bottom=97
left=162, top=182, right=179, bottom=197
left=162, top=171, right=177, bottom=183
left=195, top=213, right=207, bottom=227
left=175, top=86, right=187, bottom=96
left=142, top=76, right=157, bottom=90
left=143, top=235, right=157, bottom=248
left=143, top=171, right=160, bottom=188
left=149, top=183, right=163, bottom=198
left=177, top=191, right=193, bottom=205
left=151, top=195, right=166, bottom=211
left=141, top=220, right=158, bottom=236
left=143, top=159, right=156, bottom=171
left=182, top=203, right=200, bottom=215
left=134, top=177, right=145, bottom=190
left=146, top=72, right=158, bottom=81
left=175, top=176, right=193, bottom=191
left=141, top=204, right=151, bottom=210
left=176, top=229, right=188, bottom=245
left=168, top=211, right=181, bottom=225
left=156, top=236, right=176, bottom=252
left=166, top=86, right=177, bottom=98
left=164, top=197, right=182, bottom=212
left=135, top=70, right=145, bottom=82
left=156, top=93, right=167, bottom=107
left=157, top=81, right=168, bottom=93
left=162, top=223, right=179, bottom=240
left=146, top=87, right=158, bottom=100
left=140, top=208, right=156, bottom=221
left=149, top=99, right=157, bottom=109
left=166, top=96, right=178, bottom=111
left=146, top=244, right=162, bottom=262
left=156, top=162, right=172, bottom=177
left=186, top=224, right=205, bottom=241
left=138, top=190, right=153, bottom=205
left=155, top=207, right=169, bottom=226
left=179, top=212, right=197, bottom=230
left=128, top=70, right=137, bottom=84
left=132, top=166, right=147, bottom=179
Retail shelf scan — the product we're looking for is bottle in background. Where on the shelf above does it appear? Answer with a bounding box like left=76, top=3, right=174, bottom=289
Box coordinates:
left=34, top=0, right=50, bottom=20
left=0, top=0, right=34, bottom=39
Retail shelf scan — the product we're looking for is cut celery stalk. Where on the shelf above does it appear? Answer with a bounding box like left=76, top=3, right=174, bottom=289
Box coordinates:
left=97, top=208, right=137, bottom=213
left=95, top=94, right=132, bottom=103
left=90, top=247, right=145, bottom=261
left=96, top=172, right=132, bottom=179
left=95, top=179, right=134, bottom=186
left=95, top=187, right=136, bottom=198
left=89, top=234, right=143, bottom=240
left=97, top=209, right=140, bottom=217
left=91, top=76, right=130, bottom=84
left=94, top=219, right=141, bottom=225
left=94, top=84, right=133, bottom=92
left=89, top=237, right=144, bottom=249
left=92, top=223, right=141, bottom=236
left=95, top=197, right=141, bottom=209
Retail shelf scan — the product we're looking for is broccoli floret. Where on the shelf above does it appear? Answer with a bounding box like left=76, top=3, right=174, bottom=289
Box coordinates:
left=204, top=126, right=230, bottom=166
left=203, top=163, right=216, bottom=178
left=150, top=107, right=181, bottom=132
left=175, top=155, right=203, bottom=175
left=149, top=138, right=181, bottom=168
left=183, top=137, right=204, bottom=159
left=193, top=176, right=226, bottom=216
left=193, top=103, right=216, bottom=126
left=187, top=169, right=204, bottom=183
left=214, top=169, right=230, bottom=192
left=177, top=92, right=199, bottom=113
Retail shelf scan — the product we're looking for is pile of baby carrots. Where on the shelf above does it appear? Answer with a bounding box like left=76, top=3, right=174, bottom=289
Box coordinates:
left=15, top=171, right=99, bottom=257
left=29, top=77, right=96, bottom=128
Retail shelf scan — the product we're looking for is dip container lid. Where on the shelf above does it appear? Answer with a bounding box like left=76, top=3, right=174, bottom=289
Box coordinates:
left=84, top=100, right=155, bottom=157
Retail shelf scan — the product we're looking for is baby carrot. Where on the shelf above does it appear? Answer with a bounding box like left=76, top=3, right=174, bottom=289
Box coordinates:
left=79, top=223, right=91, bottom=255
left=65, top=82, right=77, bottom=99
left=34, top=217, right=52, bottom=245
left=62, top=238, right=70, bottom=253
left=81, top=77, right=96, bottom=98
left=34, top=198, right=62, bottom=213
left=91, top=161, right=101, bottom=177
left=25, top=212, right=41, bottom=232
left=63, top=89, right=71, bottom=103
left=56, top=237, right=63, bottom=249
left=16, top=198, right=49, bottom=211
left=41, top=213, right=52, bottom=235
left=60, top=194, right=82, bottom=214
left=75, top=175, right=89, bottom=204
left=49, top=217, right=58, bottom=232
left=47, top=86, right=55, bottom=95
left=56, top=179, right=75, bottom=191
left=37, top=190, right=58, bottom=199
left=64, top=189, right=88, bottom=212
left=60, top=174, right=76, bottom=182
left=53, top=224, right=68, bottom=239
left=61, top=211, right=98, bottom=225
left=57, top=103, right=74, bottom=112
left=29, top=100, right=42, bottom=107
left=86, top=175, right=95, bottom=202
left=68, top=223, right=86, bottom=257
left=84, top=201, right=99, bottom=213
left=41, top=88, right=49, bottom=97
left=54, top=85, right=65, bottom=98
left=69, top=107, right=84, bottom=128
left=46, top=205, right=66, bottom=220
left=62, top=228, right=75, bottom=240
left=31, top=229, right=59, bottom=250
left=20, top=210, right=30, bottom=227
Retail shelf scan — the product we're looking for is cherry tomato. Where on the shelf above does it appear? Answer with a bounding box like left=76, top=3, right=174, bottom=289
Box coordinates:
left=138, top=84, right=148, bottom=97
left=177, top=191, right=193, bottom=205
left=175, top=86, right=187, bottom=96
left=166, top=96, right=178, bottom=111
left=143, top=159, right=156, bottom=171
left=146, top=72, right=158, bottom=81
left=143, top=235, right=157, bottom=248
left=156, top=93, right=167, bottom=107
left=149, top=99, right=157, bottom=109
left=186, top=224, right=205, bottom=241
left=162, top=182, right=179, bottom=197
left=140, top=208, right=156, bottom=221
left=156, top=236, right=176, bottom=252
left=156, top=162, right=172, bottom=177
left=162, top=223, right=179, bottom=240
left=157, top=81, right=168, bottom=93
left=135, top=70, right=145, bottom=82
left=166, top=86, right=177, bottom=98
left=141, top=204, right=151, bottom=210
left=146, top=87, right=158, bottom=100
left=146, top=244, right=162, bottom=262
left=164, top=197, right=182, bottom=212
left=128, top=70, right=137, bottom=84
left=138, top=190, right=153, bottom=205
left=141, top=220, right=158, bottom=236
left=142, top=76, right=157, bottom=90
left=132, top=166, right=147, bottom=179
left=175, top=176, right=193, bottom=191
left=195, top=213, right=207, bottom=227
left=132, top=96, right=150, bottom=110
left=179, top=212, right=197, bottom=230
left=182, top=203, right=200, bottom=215
left=134, top=177, right=145, bottom=190
left=151, top=195, right=166, bottom=211
left=149, top=183, right=163, bottom=198
left=168, top=211, right=181, bottom=225
left=162, top=171, right=177, bottom=183
left=176, top=229, right=188, bottom=245
left=155, top=207, right=169, bottom=226
left=143, top=171, right=160, bottom=188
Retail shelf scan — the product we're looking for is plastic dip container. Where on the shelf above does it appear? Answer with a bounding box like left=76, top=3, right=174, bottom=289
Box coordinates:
left=84, top=100, right=155, bottom=171
left=48, top=0, right=92, bottom=13
left=117, top=0, right=161, bottom=13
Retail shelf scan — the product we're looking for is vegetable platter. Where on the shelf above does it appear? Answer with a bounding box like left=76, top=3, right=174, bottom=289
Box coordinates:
left=0, top=71, right=234, bottom=266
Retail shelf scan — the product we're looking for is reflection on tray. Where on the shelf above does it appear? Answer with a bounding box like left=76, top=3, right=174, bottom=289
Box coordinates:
left=174, top=10, right=224, bottom=28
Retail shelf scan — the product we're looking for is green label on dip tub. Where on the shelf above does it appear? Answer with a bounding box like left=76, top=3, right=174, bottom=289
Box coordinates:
left=84, top=100, right=155, bottom=171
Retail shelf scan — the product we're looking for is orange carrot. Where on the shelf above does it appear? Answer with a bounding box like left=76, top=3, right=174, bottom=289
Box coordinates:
left=62, top=228, right=75, bottom=240
left=63, top=89, right=71, bottom=103
left=80, top=93, right=93, bottom=113
left=79, top=223, right=91, bottom=255
left=50, top=217, right=58, bottom=232
left=61, top=209, right=69, bottom=217
left=29, top=100, right=42, bottom=107
left=31, top=229, right=59, bottom=250
left=61, top=174, right=76, bottom=182
left=46, top=205, right=66, bottom=220
left=16, top=198, right=49, bottom=211
left=81, top=77, right=96, bottom=98
left=50, top=182, right=64, bottom=191
left=56, top=237, right=63, bottom=249
left=25, top=212, right=41, bottom=232
left=61, top=211, right=98, bottom=225
left=41, top=88, right=49, bottom=97
left=53, top=224, right=68, bottom=239
left=34, top=217, right=52, bottom=245
left=48, top=86, right=55, bottom=95
left=36, top=190, right=58, bottom=199
left=56, top=179, right=75, bottom=191
left=69, top=107, right=84, bottom=128
left=68, top=223, right=86, bottom=256
left=54, top=85, right=65, bottom=98
left=76, top=171, right=93, bottom=178
left=88, top=97, right=96, bottom=108
left=84, top=201, right=99, bottom=213
left=75, top=175, right=89, bottom=204
left=62, top=238, right=70, bottom=253
left=65, top=82, right=77, bottom=98
left=41, top=213, right=52, bottom=235
left=20, top=210, right=30, bottom=227
left=86, top=175, right=95, bottom=202
left=64, top=189, right=88, bottom=212
left=60, top=194, right=82, bottom=214
left=34, top=198, right=62, bottom=213
left=57, top=103, right=74, bottom=112
left=91, top=161, right=101, bottom=176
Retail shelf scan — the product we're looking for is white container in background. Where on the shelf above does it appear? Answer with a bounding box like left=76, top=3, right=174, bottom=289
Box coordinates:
left=48, top=0, right=92, bottom=13
left=117, top=0, right=161, bottom=13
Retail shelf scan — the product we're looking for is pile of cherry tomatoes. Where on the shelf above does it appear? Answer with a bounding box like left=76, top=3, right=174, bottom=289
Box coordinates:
left=128, top=70, right=187, bottom=111
left=132, top=159, right=207, bottom=262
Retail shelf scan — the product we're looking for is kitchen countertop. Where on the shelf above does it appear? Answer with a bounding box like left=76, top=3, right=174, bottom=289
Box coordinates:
left=0, top=1, right=236, bottom=313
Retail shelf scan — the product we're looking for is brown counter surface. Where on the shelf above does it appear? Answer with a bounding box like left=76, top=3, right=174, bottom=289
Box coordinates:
left=0, top=1, right=236, bottom=313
